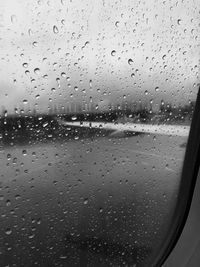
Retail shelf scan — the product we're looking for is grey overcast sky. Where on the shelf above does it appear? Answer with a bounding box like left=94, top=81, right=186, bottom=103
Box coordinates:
left=0, top=0, right=199, bottom=113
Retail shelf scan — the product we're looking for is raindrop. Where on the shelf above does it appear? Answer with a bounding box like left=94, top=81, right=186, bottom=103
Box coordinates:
left=22, top=150, right=27, bottom=156
left=5, top=228, right=12, bottom=235
left=11, top=15, right=17, bottom=24
left=4, top=110, right=7, bottom=117
left=177, top=19, right=181, bottom=25
left=23, top=99, right=28, bottom=104
left=53, top=25, right=59, bottom=34
left=34, top=68, right=40, bottom=75
left=22, top=63, right=28, bottom=68
left=25, top=70, right=30, bottom=76
left=15, top=194, right=21, bottom=200
left=128, top=58, right=133, bottom=65
left=60, top=255, right=67, bottom=259
left=28, top=29, right=33, bottom=36
left=111, top=50, right=116, bottom=56
left=144, top=90, right=148, bottom=95
left=43, top=122, right=48, bottom=128
left=83, top=198, right=88, bottom=205
left=32, top=41, right=38, bottom=47
left=115, top=21, right=119, bottom=27
left=56, top=78, right=61, bottom=88
left=6, top=200, right=11, bottom=206
left=74, top=86, right=78, bottom=91
left=155, top=87, right=159, bottom=92
left=71, top=115, right=77, bottom=121
left=61, top=72, right=66, bottom=77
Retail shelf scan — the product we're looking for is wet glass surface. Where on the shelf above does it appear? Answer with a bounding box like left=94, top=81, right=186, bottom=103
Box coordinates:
left=0, top=0, right=199, bottom=266
left=0, top=120, right=189, bottom=266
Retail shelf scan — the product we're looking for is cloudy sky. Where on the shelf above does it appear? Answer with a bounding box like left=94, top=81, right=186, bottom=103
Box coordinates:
left=0, top=0, right=199, bottom=113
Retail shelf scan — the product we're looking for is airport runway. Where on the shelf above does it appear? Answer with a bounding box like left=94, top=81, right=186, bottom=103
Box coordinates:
left=0, top=132, right=187, bottom=266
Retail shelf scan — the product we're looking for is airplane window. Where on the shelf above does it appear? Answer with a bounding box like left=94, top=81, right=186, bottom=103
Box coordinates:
left=0, top=0, right=199, bottom=266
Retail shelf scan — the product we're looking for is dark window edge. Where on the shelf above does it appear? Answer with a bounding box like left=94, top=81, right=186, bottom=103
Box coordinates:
left=150, top=86, right=200, bottom=267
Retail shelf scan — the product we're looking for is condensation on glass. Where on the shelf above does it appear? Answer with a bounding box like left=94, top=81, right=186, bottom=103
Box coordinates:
left=0, top=0, right=199, bottom=266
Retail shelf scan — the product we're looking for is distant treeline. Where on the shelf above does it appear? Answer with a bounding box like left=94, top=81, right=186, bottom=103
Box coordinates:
left=0, top=101, right=194, bottom=146
left=0, top=100, right=195, bottom=134
left=0, top=114, right=115, bottom=146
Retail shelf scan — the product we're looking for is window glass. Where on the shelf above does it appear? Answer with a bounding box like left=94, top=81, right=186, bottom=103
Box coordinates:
left=0, top=0, right=199, bottom=266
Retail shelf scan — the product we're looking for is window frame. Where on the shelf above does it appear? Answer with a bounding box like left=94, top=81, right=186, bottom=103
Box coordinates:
left=149, top=87, right=200, bottom=266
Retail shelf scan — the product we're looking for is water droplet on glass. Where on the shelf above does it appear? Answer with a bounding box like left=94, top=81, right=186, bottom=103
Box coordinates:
left=43, top=122, right=48, bottom=128
left=23, top=63, right=28, bottom=68
left=32, top=41, right=38, bottom=47
left=25, top=70, right=30, bottom=76
left=71, top=115, right=77, bottom=121
left=111, top=50, right=116, bottom=56
left=115, top=21, right=119, bottom=27
left=15, top=194, right=21, bottom=200
left=22, top=149, right=27, bottom=156
left=177, top=19, right=181, bottom=25
left=5, top=228, right=12, bottom=235
left=89, top=80, right=92, bottom=88
left=83, top=198, right=88, bottom=205
left=155, top=87, right=159, bottom=92
left=23, top=99, right=28, bottom=104
left=61, top=19, right=65, bottom=25
left=28, top=29, right=33, bottom=36
left=56, top=78, right=61, bottom=88
left=11, top=15, right=17, bottom=24
left=34, top=68, right=40, bottom=75
left=128, top=58, right=133, bottom=65
left=61, top=72, right=66, bottom=77
left=6, top=200, right=11, bottom=206
left=53, top=25, right=59, bottom=34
